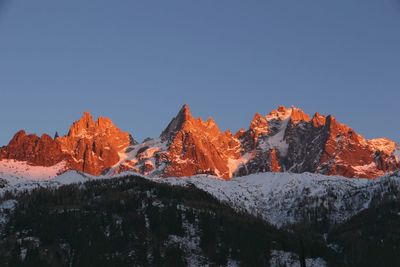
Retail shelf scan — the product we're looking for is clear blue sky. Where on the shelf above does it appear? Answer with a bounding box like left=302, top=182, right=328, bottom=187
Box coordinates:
left=0, top=0, right=399, bottom=145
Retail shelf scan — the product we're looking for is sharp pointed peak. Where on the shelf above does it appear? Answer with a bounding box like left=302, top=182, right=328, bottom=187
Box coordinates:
left=96, top=116, right=114, bottom=126
left=206, top=116, right=217, bottom=125
left=67, top=111, right=96, bottom=136
left=181, top=103, right=190, bottom=110
left=326, top=114, right=336, bottom=122
left=277, top=105, right=288, bottom=112
left=160, top=104, right=194, bottom=141
left=311, top=112, right=327, bottom=127
left=250, top=112, right=267, bottom=129
left=81, top=111, right=94, bottom=120
left=313, top=111, right=323, bottom=117
left=177, top=104, right=192, bottom=120
left=15, top=129, right=27, bottom=137
left=76, top=111, right=95, bottom=126
left=252, top=112, right=264, bottom=120
left=266, top=105, right=293, bottom=121
left=290, top=106, right=310, bottom=123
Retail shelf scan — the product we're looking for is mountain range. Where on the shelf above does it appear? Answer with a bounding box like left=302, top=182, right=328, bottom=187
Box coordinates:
left=1, top=104, right=399, bottom=179
left=1, top=105, right=400, bottom=266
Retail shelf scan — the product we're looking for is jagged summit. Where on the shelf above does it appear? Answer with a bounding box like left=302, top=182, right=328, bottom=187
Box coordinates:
left=156, top=105, right=240, bottom=178
left=0, top=130, right=64, bottom=167
left=1, top=112, right=131, bottom=176
left=249, top=112, right=268, bottom=129
left=160, top=104, right=193, bottom=142
left=68, top=111, right=95, bottom=136
left=57, top=112, right=131, bottom=175
left=0, top=105, right=399, bottom=179
left=311, top=112, right=326, bottom=127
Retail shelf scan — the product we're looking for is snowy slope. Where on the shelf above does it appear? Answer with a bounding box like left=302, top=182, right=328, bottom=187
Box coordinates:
left=0, top=159, right=66, bottom=182
left=1, top=158, right=400, bottom=228
left=0, top=159, right=145, bottom=196
left=107, top=138, right=168, bottom=176
left=159, top=172, right=400, bottom=227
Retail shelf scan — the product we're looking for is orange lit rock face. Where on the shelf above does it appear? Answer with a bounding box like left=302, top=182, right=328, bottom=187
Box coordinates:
left=317, top=116, right=399, bottom=178
left=318, top=116, right=373, bottom=177
left=0, top=112, right=132, bottom=176
left=248, top=113, right=268, bottom=148
left=0, top=130, right=65, bottom=167
left=0, top=106, right=398, bottom=179
left=311, top=112, right=326, bottom=128
left=160, top=105, right=240, bottom=179
left=57, top=112, right=131, bottom=175
left=235, top=106, right=399, bottom=179
left=236, top=106, right=300, bottom=176
left=290, top=108, right=311, bottom=125
left=269, top=149, right=282, bottom=172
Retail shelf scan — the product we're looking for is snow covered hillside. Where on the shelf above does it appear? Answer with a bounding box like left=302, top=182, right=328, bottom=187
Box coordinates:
left=1, top=159, right=399, bottom=228
left=159, top=172, right=400, bottom=227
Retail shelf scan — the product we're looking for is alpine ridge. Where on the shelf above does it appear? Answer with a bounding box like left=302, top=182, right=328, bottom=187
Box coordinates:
left=0, top=105, right=399, bottom=179
left=1, top=112, right=133, bottom=175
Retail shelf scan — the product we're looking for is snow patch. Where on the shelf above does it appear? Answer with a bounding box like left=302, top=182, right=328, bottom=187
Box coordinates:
left=0, top=160, right=66, bottom=182
left=264, top=116, right=290, bottom=156
left=227, top=152, right=253, bottom=177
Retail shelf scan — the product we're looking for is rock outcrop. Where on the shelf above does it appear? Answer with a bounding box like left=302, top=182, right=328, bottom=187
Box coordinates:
left=113, top=105, right=241, bottom=179
left=0, top=112, right=131, bottom=176
left=160, top=105, right=241, bottom=179
left=0, top=130, right=65, bottom=166
left=56, top=112, right=131, bottom=175
left=235, top=106, right=399, bottom=178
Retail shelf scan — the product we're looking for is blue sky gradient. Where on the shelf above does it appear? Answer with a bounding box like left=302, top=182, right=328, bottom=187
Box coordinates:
left=0, top=0, right=399, bottom=144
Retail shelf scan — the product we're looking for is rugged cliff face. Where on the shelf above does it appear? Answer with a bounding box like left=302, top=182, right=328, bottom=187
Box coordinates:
left=0, top=112, right=132, bottom=175
left=109, top=105, right=241, bottom=179
left=235, top=106, right=399, bottom=178
left=0, top=130, right=65, bottom=167
left=0, top=105, right=399, bottom=178
left=160, top=105, right=241, bottom=179
left=56, top=112, right=132, bottom=175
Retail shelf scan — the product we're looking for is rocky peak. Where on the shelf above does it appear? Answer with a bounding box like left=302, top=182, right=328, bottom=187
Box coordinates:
left=290, top=107, right=311, bottom=124
left=160, top=104, right=193, bottom=142
left=158, top=105, right=241, bottom=179
left=266, top=105, right=293, bottom=121
left=0, top=130, right=65, bottom=167
left=249, top=113, right=268, bottom=131
left=68, top=111, right=95, bottom=137
left=246, top=113, right=269, bottom=148
left=8, top=130, right=27, bottom=143
left=316, top=115, right=393, bottom=178
left=324, top=115, right=364, bottom=143
left=67, top=112, right=123, bottom=139
left=264, top=106, right=310, bottom=125
left=236, top=107, right=400, bottom=179
left=311, top=112, right=326, bottom=128
left=57, top=112, right=131, bottom=175
left=0, top=105, right=399, bottom=180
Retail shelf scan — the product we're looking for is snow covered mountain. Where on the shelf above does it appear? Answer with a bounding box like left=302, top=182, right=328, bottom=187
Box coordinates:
left=1, top=160, right=399, bottom=229
left=0, top=173, right=335, bottom=266
left=0, top=105, right=399, bottom=179
left=1, top=161, right=400, bottom=266
left=161, top=171, right=400, bottom=227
